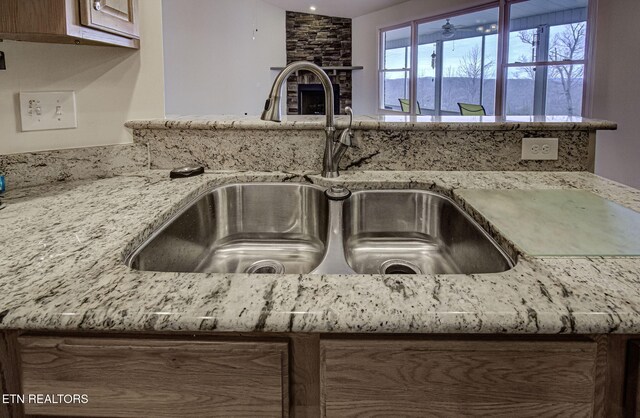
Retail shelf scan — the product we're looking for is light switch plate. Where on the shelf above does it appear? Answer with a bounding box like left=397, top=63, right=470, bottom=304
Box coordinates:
left=521, top=137, right=559, bottom=160
left=19, top=91, right=77, bottom=132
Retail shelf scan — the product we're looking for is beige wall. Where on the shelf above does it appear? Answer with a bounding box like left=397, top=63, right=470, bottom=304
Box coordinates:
left=0, top=1, right=165, bottom=155
left=591, top=0, right=640, bottom=189
left=162, top=0, right=286, bottom=116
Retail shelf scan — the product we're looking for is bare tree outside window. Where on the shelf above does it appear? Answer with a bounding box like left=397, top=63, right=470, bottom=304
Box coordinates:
left=549, top=23, right=586, bottom=115
left=516, top=29, right=537, bottom=80
left=506, top=23, right=585, bottom=116
left=457, top=45, right=495, bottom=102
left=517, top=29, right=538, bottom=61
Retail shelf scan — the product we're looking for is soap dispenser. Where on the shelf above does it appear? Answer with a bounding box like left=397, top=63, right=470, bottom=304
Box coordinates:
left=0, top=173, right=5, bottom=210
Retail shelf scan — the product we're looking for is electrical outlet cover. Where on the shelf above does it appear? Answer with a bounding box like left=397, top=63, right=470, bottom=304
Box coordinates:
left=521, top=137, right=559, bottom=160
left=19, top=91, right=77, bottom=132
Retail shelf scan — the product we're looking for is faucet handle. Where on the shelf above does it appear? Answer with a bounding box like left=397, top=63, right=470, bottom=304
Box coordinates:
left=344, top=106, right=354, bottom=129
left=336, top=106, right=357, bottom=147
left=337, top=128, right=358, bottom=148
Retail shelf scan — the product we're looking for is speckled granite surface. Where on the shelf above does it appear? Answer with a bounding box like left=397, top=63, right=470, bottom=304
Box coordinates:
left=0, top=144, right=148, bottom=189
left=135, top=128, right=594, bottom=172
left=1, top=170, right=639, bottom=334
left=126, top=115, right=617, bottom=131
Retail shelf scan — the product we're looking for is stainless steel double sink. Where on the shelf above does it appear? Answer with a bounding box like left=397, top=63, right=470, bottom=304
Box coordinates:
left=126, top=183, right=514, bottom=275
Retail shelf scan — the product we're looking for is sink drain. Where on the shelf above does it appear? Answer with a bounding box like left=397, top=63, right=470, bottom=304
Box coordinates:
left=380, top=259, right=422, bottom=275
left=246, top=260, right=285, bottom=274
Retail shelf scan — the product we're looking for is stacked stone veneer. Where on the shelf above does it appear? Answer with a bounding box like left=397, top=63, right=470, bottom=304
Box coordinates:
left=286, top=11, right=352, bottom=115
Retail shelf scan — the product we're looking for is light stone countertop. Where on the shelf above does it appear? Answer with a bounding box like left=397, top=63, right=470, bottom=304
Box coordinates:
left=125, top=115, right=617, bottom=131
left=1, top=170, right=639, bottom=334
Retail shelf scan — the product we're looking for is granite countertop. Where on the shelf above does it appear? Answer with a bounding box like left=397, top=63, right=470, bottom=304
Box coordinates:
left=1, top=170, right=639, bottom=334
left=125, top=115, right=617, bottom=132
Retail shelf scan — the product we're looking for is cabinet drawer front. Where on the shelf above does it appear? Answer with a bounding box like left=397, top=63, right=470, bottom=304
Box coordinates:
left=19, top=337, right=288, bottom=417
left=321, top=339, right=597, bottom=418
left=79, top=0, right=139, bottom=39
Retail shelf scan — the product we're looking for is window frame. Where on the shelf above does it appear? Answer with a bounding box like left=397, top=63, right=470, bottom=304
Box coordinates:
left=376, top=0, right=594, bottom=117
left=504, top=2, right=589, bottom=117
left=438, top=33, right=497, bottom=115
left=378, top=23, right=413, bottom=113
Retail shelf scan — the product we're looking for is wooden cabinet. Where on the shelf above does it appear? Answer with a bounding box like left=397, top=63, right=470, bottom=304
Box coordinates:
left=79, top=0, right=139, bottom=38
left=0, top=333, right=620, bottom=417
left=0, top=332, right=23, bottom=418
left=18, top=337, right=289, bottom=417
left=625, top=340, right=640, bottom=416
left=0, top=0, right=139, bottom=48
left=320, top=339, right=600, bottom=417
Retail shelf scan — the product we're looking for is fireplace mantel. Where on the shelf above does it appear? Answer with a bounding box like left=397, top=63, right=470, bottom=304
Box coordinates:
left=270, top=66, right=363, bottom=71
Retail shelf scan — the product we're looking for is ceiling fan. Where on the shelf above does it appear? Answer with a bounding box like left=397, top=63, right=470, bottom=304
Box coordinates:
left=441, top=19, right=457, bottom=39
left=441, top=18, right=489, bottom=39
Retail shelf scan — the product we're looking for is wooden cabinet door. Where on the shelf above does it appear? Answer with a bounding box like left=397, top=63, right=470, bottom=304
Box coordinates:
left=625, top=340, right=640, bottom=416
left=79, top=0, right=139, bottom=39
left=321, top=339, right=598, bottom=417
left=19, top=337, right=289, bottom=417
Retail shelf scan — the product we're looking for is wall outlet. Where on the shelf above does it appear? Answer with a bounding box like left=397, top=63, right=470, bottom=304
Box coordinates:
left=521, top=137, right=559, bottom=160
left=19, top=91, right=77, bottom=132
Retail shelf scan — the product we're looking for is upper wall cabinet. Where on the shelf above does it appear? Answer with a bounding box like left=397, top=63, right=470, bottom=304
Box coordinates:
left=0, top=0, right=140, bottom=49
left=79, top=0, right=139, bottom=39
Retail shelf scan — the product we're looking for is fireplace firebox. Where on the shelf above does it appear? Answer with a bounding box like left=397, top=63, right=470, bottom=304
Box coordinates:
left=297, top=84, right=340, bottom=115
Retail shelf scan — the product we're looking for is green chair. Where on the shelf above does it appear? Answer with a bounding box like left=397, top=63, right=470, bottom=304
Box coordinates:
left=398, top=99, right=422, bottom=115
left=458, top=103, right=486, bottom=116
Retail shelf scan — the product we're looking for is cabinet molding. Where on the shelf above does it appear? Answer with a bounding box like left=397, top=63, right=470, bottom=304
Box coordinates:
left=321, top=339, right=599, bottom=417
left=19, top=337, right=289, bottom=417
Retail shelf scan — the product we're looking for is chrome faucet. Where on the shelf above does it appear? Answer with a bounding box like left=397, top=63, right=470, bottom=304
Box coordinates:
left=261, top=61, right=356, bottom=178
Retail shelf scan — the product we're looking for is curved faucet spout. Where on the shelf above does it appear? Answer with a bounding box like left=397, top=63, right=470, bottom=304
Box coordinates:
left=261, top=61, right=354, bottom=178
left=261, top=61, right=334, bottom=130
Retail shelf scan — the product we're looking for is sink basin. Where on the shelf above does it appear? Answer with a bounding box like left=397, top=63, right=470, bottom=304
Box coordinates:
left=128, top=183, right=329, bottom=274
left=128, top=183, right=513, bottom=275
left=343, top=190, right=514, bottom=274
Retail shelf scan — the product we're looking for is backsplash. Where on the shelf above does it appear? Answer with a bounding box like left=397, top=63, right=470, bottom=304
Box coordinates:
left=131, top=123, right=594, bottom=172
left=0, top=144, right=148, bottom=189
left=0, top=116, right=614, bottom=190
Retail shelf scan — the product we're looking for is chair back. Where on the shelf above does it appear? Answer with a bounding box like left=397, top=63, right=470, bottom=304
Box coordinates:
left=458, top=103, right=486, bottom=116
left=398, top=98, right=410, bottom=112
left=398, top=99, right=423, bottom=115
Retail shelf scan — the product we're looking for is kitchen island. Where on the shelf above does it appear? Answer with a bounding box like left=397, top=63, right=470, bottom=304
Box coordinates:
left=1, top=169, right=639, bottom=417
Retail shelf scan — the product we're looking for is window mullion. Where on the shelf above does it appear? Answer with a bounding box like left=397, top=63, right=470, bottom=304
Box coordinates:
left=405, top=46, right=409, bottom=103
left=434, top=40, right=444, bottom=116
left=495, top=0, right=509, bottom=116
left=480, top=35, right=486, bottom=107
left=533, top=25, right=550, bottom=115
left=410, top=21, right=418, bottom=115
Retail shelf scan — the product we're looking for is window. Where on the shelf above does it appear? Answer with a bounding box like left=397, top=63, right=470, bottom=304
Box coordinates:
left=379, top=26, right=412, bottom=111
left=383, top=7, right=500, bottom=115
left=378, top=0, right=590, bottom=117
left=505, top=0, right=588, bottom=117
left=441, top=36, right=486, bottom=114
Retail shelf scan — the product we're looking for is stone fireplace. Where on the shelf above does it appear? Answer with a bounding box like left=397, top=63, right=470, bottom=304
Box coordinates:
left=297, top=84, right=340, bottom=115
left=285, top=12, right=352, bottom=115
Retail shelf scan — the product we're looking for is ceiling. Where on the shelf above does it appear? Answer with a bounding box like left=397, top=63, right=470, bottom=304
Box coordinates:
left=417, top=8, right=499, bottom=37
left=263, top=0, right=411, bottom=18
left=510, top=0, right=587, bottom=20
left=386, top=0, right=587, bottom=42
